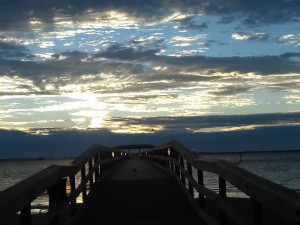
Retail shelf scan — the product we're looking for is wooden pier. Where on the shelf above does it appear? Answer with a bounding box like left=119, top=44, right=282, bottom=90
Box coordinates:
left=0, top=141, right=299, bottom=225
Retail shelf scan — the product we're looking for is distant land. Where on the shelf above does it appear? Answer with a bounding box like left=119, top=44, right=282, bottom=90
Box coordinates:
left=196, top=149, right=300, bottom=155
left=0, top=157, right=74, bottom=162
left=1, top=149, right=300, bottom=161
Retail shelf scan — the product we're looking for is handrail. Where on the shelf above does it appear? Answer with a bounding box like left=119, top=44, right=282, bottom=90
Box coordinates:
left=0, top=144, right=128, bottom=225
left=142, top=140, right=300, bottom=225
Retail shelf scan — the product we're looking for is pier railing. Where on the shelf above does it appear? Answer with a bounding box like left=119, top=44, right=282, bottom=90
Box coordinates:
left=0, top=145, right=127, bottom=225
left=142, top=141, right=300, bottom=225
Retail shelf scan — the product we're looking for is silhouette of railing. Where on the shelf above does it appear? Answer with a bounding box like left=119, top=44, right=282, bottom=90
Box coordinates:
left=0, top=145, right=127, bottom=225
left=142, top=141, right=300, bottom=225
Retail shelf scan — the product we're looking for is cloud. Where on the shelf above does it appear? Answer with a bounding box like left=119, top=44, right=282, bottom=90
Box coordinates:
left=0, top=41, right=31, bottom=59
left=0, top=42, right=299, bottom=98
left=210, top=85, right=252, bottom=96
left=0, top=0, right=299, bottom=31
left=106, top=111, right=300, bottom=132
left=95, top=44, right=300, bottom=75
left=232, top=33, right=300, bottom=46
left=232, top=33, right=272, bottom=41
left=174, top=16, right=209, bottom=31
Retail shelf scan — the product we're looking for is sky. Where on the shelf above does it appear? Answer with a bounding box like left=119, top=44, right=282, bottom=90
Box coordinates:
left=0, top=0, right=300, bottom=158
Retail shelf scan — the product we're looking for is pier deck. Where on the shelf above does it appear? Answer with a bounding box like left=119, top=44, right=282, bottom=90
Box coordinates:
left=1, top=141, right=299, bottom=225
left=76, top=157, right=203, bottom=225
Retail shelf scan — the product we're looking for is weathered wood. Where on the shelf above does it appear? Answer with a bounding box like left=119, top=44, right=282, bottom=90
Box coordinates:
left=20, top=203, right=31, bottom=225
left=219, top=177, right=227, bottom=225
left=48, top=178, right=67, bottom=225
left=252, top=198, right=263, bottom=225
left=179, top=155, right=185, bottom=185
left=69, top=175, right=77, bottom=216
left=80, top=167, right=87, bottom=201
left=187, top=162, right=194, bottom=197
left=94, top=153, right=100, bottom=182
left=197, top=169, right=205, bottom=209
left=88, top=159, right=93, bottom=188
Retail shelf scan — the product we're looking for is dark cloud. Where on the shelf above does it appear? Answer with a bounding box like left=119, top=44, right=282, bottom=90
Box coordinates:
left=234, top=32, right=273, bottom=41
left=155, top=54, right=300, bottom=75
left=0, top=43, right=299, bottom=95
left=0, top=0, right=299, bottom=31
left=281, top=52, right=300, bottom=59
left=94, top=44, right=160, bottom=61
left=96, top=44, right=300, bottom=75
left=1, top=123, right=300, bottom=158
left=174, top=16, right=209, bottom=31
left=0, top=41, right=31, bottom=59
left=210, top=85, right=251, bottom=96
left=107, top=112, right=300, bottom=131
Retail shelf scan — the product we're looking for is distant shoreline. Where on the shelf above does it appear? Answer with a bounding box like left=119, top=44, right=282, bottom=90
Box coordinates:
left=196, top=149, right=300, bottom=155
left=1, top=149, right=300, bottom=161
left=0, top=157, right=74, bottom=162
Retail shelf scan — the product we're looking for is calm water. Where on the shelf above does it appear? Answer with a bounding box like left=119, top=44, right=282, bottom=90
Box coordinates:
left=0, top=151, right=299, bottom=210
left=0, top=159, right=72, bottom=191
left=199, top=151, right=300, bottom=196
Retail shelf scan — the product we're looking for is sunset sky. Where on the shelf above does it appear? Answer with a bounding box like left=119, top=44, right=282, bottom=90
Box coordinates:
left=0, top=0, right=300, bottom=157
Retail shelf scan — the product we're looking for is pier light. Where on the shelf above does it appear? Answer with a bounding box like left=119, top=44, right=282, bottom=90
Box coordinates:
left=168, top=148, right=171, bottom=156
left=112, top=152, right=115, bottom=158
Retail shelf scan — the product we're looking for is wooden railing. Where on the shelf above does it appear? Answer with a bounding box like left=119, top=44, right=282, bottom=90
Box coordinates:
left=142, top=141, right=300, bottom=225
left=0, top=145, right=127, bottom=225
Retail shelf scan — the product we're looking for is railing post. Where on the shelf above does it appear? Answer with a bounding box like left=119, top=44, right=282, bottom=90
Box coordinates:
left=252, top=199, right=263, bottom=225
left=88, top=159, right=94, bottom=188
left=163, top=148, right=169, bottom=168
left=179, top=155, right=185, bottom=184
left=69, top=175, right=77, bottom=216
left=174, top=151, right=180, bottom=177
left=81, top=167, right=87, bottom=201
left=197, top=169, right=205, bottom=209
left=94, top=152, right=100, bottom=182
left=170, top=148, right=174, bottom=171
left=187, top=162, right=194, bottom=198
left=20, top=203, right=31, bottom=225
left=219, top=176, right=227, bottom=225
left=48, top=178, right=67, bottom=225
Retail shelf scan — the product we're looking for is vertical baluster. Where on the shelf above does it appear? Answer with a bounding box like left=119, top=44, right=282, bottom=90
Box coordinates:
left=100, top=151, right=104, bottom=174
left=20, top=203, right=31, bottom=225
left=219, top=176, right=227, bottom=225
left=197, top=169, right=205, bottom=209
left=163, top=148, right=168, bottom=168
left=252, top=199, right=263, bottom=225
left=94, top=152, right=100, bottom=182
left=81, top=167, right=87, bottom=201
left=187, top=162, right=194, bottom=198
left=173, top=150, right=180, bottom=177
left=48, top=179, right=67, bottom=225
left=88, top=159, right=93, bottom=188
left=69, top=175, right=77, bottom=216
left=179, top=155, right=185, bottom=184
left=170, top=148, right=174, bottom=171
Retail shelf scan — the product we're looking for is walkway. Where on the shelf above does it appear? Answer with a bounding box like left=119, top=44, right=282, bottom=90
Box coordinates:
left=77, top=157, right=203, bottom=225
